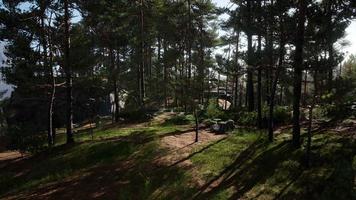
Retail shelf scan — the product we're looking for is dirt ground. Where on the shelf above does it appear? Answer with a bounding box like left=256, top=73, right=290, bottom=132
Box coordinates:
left=0, top=115, right=226, bottom=200
left=157, top=129, right=226, bottom=167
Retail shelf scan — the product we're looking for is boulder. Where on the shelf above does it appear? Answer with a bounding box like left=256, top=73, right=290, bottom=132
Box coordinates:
left=210, top=119, right=235, bottom=134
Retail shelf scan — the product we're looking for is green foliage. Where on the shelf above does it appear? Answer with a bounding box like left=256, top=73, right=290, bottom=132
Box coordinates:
left=323, top=104, right=354, bottom=120
left=1, top=116, right=355, bottom=199
left=6, top=126, right=46, bottom=153
left=163, top=114, right=191, bottom=125
left=118, top=110, right=154, bottom=123
left=205, top=99, right=224, bottom=119
left=202, top=118, right=216, bottom=127
left=237, top=111, right=258, bottom=126
left=313, top=105, right=329, bottom=120
left=274, top=106, right=292, bottom=125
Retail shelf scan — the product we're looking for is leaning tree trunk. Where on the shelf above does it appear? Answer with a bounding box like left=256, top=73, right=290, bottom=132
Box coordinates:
left=292, top=0, right=307, bottom=148
left=64, top=0, right=74, bottom=144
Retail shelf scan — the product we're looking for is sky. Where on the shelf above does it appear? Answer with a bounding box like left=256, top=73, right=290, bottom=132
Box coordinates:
left=212, top=0, right=356, bottom=58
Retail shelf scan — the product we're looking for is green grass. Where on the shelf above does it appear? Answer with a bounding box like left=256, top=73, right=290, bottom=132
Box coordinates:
left=0, top=118, right=355, bottom=199
left=0, top=123, right=194, bottom=199
left=55, top=123, right=186, bottom=145
left=190, top=131, right=356, bottom=200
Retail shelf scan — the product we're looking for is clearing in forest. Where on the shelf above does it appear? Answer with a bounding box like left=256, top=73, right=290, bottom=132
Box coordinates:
left=0, top=112, right=355, bottom=200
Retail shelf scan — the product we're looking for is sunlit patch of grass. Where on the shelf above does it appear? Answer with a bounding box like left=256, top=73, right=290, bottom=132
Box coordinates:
left=1, top=118, right=355, bottom=200
left=191, top=130, right=263, bottom=181
left=73, top=124, right=188, bottom=143
left=0, top=122, right=193, bottom=198
left=191, top=129, right=355, bottom=200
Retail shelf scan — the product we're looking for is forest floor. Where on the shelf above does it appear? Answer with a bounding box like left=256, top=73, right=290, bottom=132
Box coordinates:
left=0, top=112, right=355, bottom=200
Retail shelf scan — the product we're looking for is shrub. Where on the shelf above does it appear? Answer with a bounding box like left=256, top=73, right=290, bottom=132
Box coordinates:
left=118, top=109, right=153, bottom=122
left=274, top=106, right=291, bottom=125
left=202, top=118, right=216, bottom=127
left=238, top=111, right=257, bottom=126
left=324, top=104, right=353, bottom=120
left=5, top=126, right=46, bottom=153
left=205, top=99, right=224, bottom=119
left=163, top=114, right=191, bottom=125
left=312, top=105, right=328, bottom=120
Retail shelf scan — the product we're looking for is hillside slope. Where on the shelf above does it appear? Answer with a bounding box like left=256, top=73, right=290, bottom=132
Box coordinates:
left=0, top=113, right=355, bottom=200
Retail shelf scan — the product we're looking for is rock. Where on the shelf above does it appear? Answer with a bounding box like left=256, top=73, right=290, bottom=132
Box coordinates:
left=218, top=121, right=227, bottom=133
left=210, top=119, right=235, bottom=134
left=226, top=120, right=235, bottom=131
left=211, top=123, right=220, bottom=132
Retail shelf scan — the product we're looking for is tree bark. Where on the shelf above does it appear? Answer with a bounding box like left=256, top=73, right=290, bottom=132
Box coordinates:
left=246, top=0, right=254, bottom=112
left=64, top=0, right=74, bottom=144
left=194, top=109, right=199, bottom=142
left=257, top=34, right=262, bottom=129
left=234, top=31, right=240, bottom=108
left=110, top=48, right=120, bottom=122
left=40, top=1, right=55, bottom=147
left=303, top=71, right=308, bottom=105
left=163, top=40, right=168, bottom=108
left=198, top=19, right=205, bottom=104
left=292, top=0, right=307, bottom=148
left=268, top=17, right=285, bottom=142
left=187, top=0, right=192, bottom=86
left=48, top=32, right=56, bottom=146
left=305, top=97, right=315, bottom=168
left=138, top=0, right=145, bottom=107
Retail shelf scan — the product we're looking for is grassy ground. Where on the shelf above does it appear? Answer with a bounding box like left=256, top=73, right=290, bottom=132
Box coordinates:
left=0, top=114, right=355, bottom=199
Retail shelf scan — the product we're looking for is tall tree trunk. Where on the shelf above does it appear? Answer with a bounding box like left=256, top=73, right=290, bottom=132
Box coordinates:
left=139, top=0, right=145, bottom=107
left=246, top=0, right=254, bottom=112
left=199, top=19, right=205, bottom=104
left=292, top=0, right=307, bottom=148
left=257, top=34, right=262, bottom=129
left=328, top=45, right=334, bottom=94
left=234, top=31, right=240, bottom=108
left=303, top=71, right=308, bottom=105
left=327, top=1, right=334, bottom=96
left=163, top=40, right=168, bottom=108
left=64, top=0, right=74, bottom=144
left=194, top=109, right=199, bottom=142
left=305, top=96, right=315, bottom=168
left=40, top=2, right=55, bottom=147
left=217, top=73, right=220, bottom=105
left=187, top=0, right=192, bottom=86
left=268, top=17, right=285, bottom=142
left=279, top=85, right=283, bottom=105
left=48, top=31, right=56, bottom=146
left=156, top=35, right=162, bottom=96
left=225, top=75, right=228, bottom=110
left=110, top=48, right=120, bottom=122
left=265, top=0, right=274, bottom=106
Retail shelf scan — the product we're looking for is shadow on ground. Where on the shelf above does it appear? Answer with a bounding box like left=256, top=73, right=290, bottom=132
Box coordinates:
left=0, top=128, right=355, bottom=200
